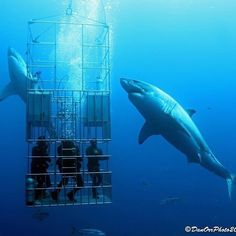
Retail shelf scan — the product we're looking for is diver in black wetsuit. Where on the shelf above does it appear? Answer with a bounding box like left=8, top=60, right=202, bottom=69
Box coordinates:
left=86, top=140, right=109, bottom=199
left=31, top=136, right=51, bottom=201
left=51, top=140, right=84, bottom=202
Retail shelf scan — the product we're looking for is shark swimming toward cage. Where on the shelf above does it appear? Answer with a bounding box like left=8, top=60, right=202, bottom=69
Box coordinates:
left=0, top=47, right=39, bottom=102
left=120, top=78, right=236, bottom=199
left=0, top=47, right=57, bottom=138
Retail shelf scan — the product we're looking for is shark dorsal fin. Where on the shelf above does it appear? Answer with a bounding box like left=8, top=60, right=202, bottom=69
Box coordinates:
left=138, top=122, right=160, bottom=144
left=186, top=109, right=196, bottom=118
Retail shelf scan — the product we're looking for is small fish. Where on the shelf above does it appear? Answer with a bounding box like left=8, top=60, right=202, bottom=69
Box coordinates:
left=32, top=209, right=49, bottom=222
left=70, top=227, right=106, bottom=236
left=78, top=228, right=106, bottom=236
left=160, top=197, right=182, bottom=206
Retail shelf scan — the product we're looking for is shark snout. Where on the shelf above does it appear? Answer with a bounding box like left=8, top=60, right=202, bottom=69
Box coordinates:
left=120, top=78, right=144, bottom=94
left=8, top=47, right=26, bottom=73
left=120, top=78, right=130, bottom=92
left=8, top=47, right=17, bottom=57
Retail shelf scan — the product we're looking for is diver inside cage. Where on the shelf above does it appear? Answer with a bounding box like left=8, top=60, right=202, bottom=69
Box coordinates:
left=51, top=140, right=84, bottom=202
left=31, top=136, right=51, bottom=202
left=33, top=71, right=41, bottom=80
left=86, top=139, right=109, bottom=199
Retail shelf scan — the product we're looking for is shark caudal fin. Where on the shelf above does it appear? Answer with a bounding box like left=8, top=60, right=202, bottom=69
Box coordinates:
left=226, top=175, right=236, bottom=200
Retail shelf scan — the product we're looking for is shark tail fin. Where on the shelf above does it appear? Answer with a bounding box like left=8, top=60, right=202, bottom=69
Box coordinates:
left=226, top=174, right=236, bottom=200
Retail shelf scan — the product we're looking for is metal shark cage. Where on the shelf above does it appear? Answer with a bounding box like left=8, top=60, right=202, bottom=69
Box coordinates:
left=25, top=13, right=112, bottom=207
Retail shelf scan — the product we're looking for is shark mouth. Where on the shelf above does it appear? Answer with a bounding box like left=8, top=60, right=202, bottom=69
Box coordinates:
left=120, top=78, right=145, bottom=95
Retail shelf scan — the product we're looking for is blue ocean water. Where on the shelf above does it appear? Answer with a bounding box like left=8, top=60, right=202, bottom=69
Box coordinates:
left=0, top=0, right=236, bottom=235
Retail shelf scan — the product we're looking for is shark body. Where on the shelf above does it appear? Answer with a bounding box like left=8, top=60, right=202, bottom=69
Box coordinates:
left=120, top=78, right=235, bottom=199
left=1, top=48, right=57, bottom=138
left=0, top=47, right=38, bottom=102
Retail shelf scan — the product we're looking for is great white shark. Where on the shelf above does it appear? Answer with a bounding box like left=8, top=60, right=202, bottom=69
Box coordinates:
left=120, top=78, right=236, bottom=199
left=0, top=47, right=39, bottom=102
left=0, top=47, right=56, bottom=138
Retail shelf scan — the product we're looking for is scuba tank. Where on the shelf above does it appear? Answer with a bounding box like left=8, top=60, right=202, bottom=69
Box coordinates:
left=26, top=177, right=36, bottom=205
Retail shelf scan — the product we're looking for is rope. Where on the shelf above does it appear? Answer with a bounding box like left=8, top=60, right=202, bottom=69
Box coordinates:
left=32, top=24, right=54, bottom=43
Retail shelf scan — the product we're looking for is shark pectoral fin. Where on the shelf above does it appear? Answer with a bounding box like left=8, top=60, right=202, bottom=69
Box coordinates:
left=186, top=109, right=196, bottom=117
left=0, top=82, right=17, bottom=101
left=138, top=122, right=160, bottom=144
